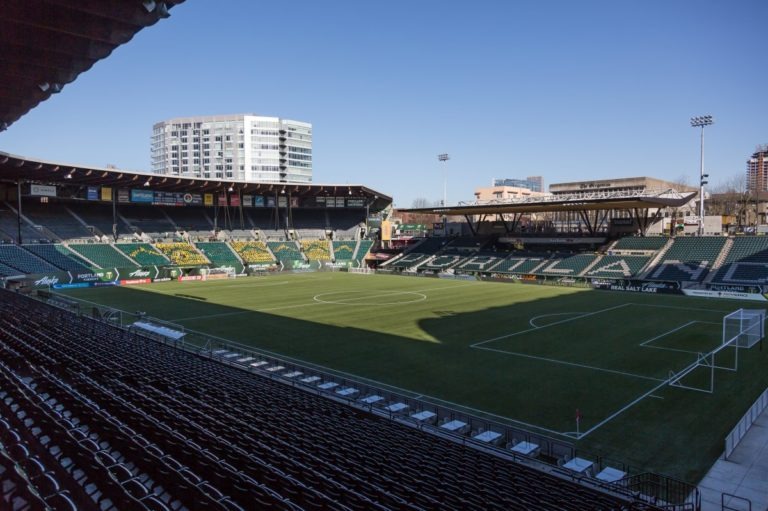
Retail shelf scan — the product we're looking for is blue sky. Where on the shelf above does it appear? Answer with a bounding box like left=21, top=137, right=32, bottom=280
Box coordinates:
left=1, top=0, right=765, bottom=208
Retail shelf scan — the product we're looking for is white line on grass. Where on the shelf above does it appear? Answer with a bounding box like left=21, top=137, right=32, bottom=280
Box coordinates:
left=630, top=303, right=732, bottom=314
left=577, top=378, right=670, bottom=439
left=638, top=320, right=723, bottom=354
left=173, top=327, right=570, bottom=437
left=169, top=282, right=480, bottom=322
left=471, top=303, right=632, bottom=348
left=529, top=312, right=586, bottom=328
left=473, top=345, right=664, bottom=382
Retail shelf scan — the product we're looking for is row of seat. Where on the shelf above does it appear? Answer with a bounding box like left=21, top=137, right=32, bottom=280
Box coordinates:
left=0, top=289, right=649, bottom=510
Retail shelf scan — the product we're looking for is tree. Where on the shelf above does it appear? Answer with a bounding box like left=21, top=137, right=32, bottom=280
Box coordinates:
left=411, top=197, right=431, bottom=209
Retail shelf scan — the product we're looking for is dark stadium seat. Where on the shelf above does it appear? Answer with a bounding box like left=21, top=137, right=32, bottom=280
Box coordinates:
left=0, top=289, right=660, bottom=511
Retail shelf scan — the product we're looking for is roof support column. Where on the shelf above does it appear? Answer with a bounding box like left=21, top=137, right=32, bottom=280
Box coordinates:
left=16, top=180, right=23, bottom=245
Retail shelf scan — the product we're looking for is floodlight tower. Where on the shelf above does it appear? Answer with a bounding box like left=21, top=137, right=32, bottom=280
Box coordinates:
left=437, top=153, right=449, bottom=207
left=690, top=115, right=714, bottom=236
left=437, top=153, right=449, bottom=235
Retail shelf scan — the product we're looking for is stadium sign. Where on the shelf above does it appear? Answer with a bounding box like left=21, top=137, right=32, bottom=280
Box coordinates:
left=30, top=184, right=57, bottom=197
left=683, top=289, right=767, bottom=301
left=129, top=269, right=151, bottom=278
left=119, top=278, right=152, bottom=286
left=708, top=284, right=762, bottom=294
left=322, top=261, right=353, bottom=269
left=33, top=275, right=60, bottom=287
left=593, top=279, right=681, bottom=294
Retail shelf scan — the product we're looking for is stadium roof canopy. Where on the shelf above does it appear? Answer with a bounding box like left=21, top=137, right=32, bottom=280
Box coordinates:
left=0, top=151, right=392, bottom=209
left=400, top=189, right=698, bottom=235
left=401, top=189, right=697, bottom=216
left=0, top=0, right=186, bottom=131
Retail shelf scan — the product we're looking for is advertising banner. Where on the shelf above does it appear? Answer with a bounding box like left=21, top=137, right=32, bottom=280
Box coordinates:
left=592, top=279, right=682, bottom=295
left=218, top=193, right=228, bottom=206
left=153, top=191, right=185, bottom=206
left=266, top=196, right=275, bottom=207
left=87, top=187, right=99, bottom=200
left=242, top=195, right=253, bottom=207
left=182, top=193, right=203, bottom=206
left=347, top=198, right=365, bottom=207
left=131, top=189, right=154, bottom=203
left=278, top=196, right=287, bottom=208
left=118, top=189, right=130, bottom=203
left=204, top=193, right=213, bottom=206
left=290, top=196, right=299, bottom=208
left=230, top=194, right=241, bottom=207
left=254, top=195, right=265, bottom=207
left=120, top=278, right=152, bottom=286
left=101, top=187, right=112, bottom=201
left=682, top=289, right=767, bottom=301
left=30, top=184, right=57, bottom=197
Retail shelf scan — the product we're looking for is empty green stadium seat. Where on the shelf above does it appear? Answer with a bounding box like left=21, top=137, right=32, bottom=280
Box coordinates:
left=0, top=245, right=60, bottom=274
left=69, top=244, right=137, bottom=269
left=647, top=236, right=726, bottom=282
left=196, top=242, right=241, bottom=267
left=23, top=244, right=91, bottom=271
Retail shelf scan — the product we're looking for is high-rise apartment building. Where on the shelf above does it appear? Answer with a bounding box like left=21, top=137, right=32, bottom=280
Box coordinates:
left=492, top=176, right=543, bottom=192
left=151, top=114, right=312, bottom=182
left=746, top=145, right=768, bottom=193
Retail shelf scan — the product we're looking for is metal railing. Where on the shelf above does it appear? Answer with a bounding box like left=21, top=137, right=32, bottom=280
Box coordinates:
left=725, top=386, right=768, bottom=459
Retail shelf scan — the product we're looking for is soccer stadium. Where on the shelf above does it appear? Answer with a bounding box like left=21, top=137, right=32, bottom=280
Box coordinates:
left=1, top=3, right=767, bottom=511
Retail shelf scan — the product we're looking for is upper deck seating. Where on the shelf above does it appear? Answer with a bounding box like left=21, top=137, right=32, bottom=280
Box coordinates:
left=69, top=244, right=137, bottom=269
left=646, top=236, right=726, bottom=282
left=23, top=244, right=91, bottom=272
left=711, top=236, right=768, bottom=285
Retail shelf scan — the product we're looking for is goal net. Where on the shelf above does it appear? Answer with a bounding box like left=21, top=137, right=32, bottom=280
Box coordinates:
left=669, top=309, right=765, bottom=394
left=723, top=309, right=765, bottom=349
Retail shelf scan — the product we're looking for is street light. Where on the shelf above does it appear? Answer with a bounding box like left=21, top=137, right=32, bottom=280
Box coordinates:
left=690, top=115, right=714, bottom=236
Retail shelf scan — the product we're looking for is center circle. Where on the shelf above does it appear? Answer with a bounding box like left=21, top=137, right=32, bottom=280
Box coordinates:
left=313, top=291, right=427, bottom=306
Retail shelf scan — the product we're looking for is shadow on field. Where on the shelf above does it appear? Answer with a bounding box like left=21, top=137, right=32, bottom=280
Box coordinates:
left=61, top=283, right=768, bottom=481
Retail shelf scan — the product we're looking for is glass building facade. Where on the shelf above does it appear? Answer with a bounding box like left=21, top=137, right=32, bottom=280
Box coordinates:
left=151, top=114, right=312, bottom=182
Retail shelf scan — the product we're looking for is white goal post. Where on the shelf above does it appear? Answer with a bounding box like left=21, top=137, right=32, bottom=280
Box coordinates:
left=669, top=309, right=765, bottom=394
left=723, top=309, right=765, bottom=349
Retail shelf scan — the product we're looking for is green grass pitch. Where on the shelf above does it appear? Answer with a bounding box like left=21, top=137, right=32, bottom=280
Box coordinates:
left=58, top=272, right=768, bottom=483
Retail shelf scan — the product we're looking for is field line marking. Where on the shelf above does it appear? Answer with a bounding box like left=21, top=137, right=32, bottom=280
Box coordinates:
left=639, top=321, right=698, bottom=346
left=169, top=282, right=481, bottom=321
left=630, top=303, right=732, bottom=314
left=638, top=320, right=722, bottom=354
left=529, top=312, right=586, bottom=328
left=577, top=379, right=669, bottom=439
left=474, top=345, right=664, bottom=382
left=177, top=327, right=570, bottom=437
left=470, top=303, right=632, bottom=348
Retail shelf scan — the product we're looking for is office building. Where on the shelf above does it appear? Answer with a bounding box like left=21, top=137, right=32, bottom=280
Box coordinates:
left=151, top=114, right=312, bottom=182
left=746, top=145, right=768, bottom=193
left=492, top=176, right=543, bottom=193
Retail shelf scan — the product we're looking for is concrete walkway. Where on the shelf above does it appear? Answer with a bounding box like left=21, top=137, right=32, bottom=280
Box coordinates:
left=698, top=409, right=768, bottom=511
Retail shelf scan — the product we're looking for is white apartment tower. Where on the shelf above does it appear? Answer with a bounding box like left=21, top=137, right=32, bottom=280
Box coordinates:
left=151, top=114, right=312, bottom=182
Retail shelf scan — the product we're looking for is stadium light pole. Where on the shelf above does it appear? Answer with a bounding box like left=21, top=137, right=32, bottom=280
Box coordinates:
left=690, top=115, right=713, bottom=236
left=438, top=153, right=449, bottom=234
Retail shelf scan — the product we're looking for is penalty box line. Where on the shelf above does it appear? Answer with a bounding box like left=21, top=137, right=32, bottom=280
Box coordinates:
left=638, top=320, right=721, bottom=354
left=473, top=345, right=664, bottom=383
left=470, top=302, right=633, bottom=348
